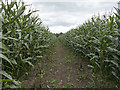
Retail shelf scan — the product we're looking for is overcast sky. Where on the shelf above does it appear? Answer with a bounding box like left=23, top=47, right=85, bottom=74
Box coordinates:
left=23, top=0, right=119, bottom=33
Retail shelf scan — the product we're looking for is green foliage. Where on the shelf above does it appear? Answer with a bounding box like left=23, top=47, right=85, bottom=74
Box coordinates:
left=55, top=32, right=63, bottom=37
left=49, top=79, right=57, bottom=84
left=60, top=10, right=120, bottom=85
left=0, top=0, right=56, bottom=88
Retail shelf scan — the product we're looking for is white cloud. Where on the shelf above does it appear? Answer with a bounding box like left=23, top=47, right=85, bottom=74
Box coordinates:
left=22, top=0, right=119, bottom=33
left=49, top=25, right=77, bottom=33
left=24, top=0, right=119, bottom=2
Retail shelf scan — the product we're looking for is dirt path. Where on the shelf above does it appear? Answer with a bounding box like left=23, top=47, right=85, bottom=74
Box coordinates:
left=20, top=40, right=117, bottom=88
left=20, top=40, right=95, bottom=88
left=41, top=41, right=93, bottom=88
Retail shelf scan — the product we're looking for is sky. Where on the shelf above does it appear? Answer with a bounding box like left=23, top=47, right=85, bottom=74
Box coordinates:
left=23, top=0, right=119, bottom=33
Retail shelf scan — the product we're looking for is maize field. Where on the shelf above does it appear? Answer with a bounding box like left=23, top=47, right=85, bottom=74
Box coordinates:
left=0, top=0, right=120, bottom=89
left=60, top=9, right=120, bottom=85
left=0, top=0, right=56, bottom=88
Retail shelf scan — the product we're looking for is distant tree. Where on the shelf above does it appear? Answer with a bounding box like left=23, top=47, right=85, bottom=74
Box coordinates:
left=59, top=32, right=63, bottom=35
left=55, top=32, right=63, bottom=37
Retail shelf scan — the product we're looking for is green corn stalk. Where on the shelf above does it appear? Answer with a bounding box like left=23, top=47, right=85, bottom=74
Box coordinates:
left=60, top=9, right=120, bottom=86
left=1, top=0, right=56, bottom=88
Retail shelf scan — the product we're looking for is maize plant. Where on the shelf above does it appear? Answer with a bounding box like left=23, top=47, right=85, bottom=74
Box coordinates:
left=60, top=10, right=120, bottom=86
left=0, top=0, right=56, bottom=88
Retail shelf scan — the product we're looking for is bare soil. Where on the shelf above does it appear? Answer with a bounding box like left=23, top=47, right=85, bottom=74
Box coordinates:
left=41, top=41, right=93, bottom=88
left=19, top=41, right=97, bottom=88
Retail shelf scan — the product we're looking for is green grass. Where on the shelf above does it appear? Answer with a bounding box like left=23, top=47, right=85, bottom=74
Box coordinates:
left=51, top=64, right=57, bottom=68
left=62, top=82, right=74, bottom=88
left=64, top=56, right=71, bottom=59
left=66, top=67, right=73, bottom=72
left=49, top=69, right=53, bottom=72
left=76, top=72, right=88, bottom=82
left=53, top=58, right=59, bottom=61
left=66, top=75, right=70, bottom=81
left=65, top=60, right=72, bottom=63
left=48, top=79, right=58, bottom=84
